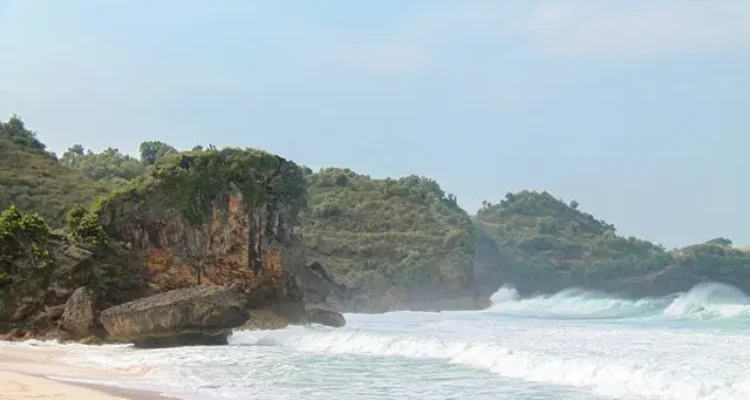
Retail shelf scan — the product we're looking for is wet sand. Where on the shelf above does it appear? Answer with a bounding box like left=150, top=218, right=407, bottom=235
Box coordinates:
left=0, top=346, right=175, bottom=400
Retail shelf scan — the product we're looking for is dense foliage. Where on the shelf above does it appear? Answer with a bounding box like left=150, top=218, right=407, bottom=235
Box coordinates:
left=95, top=147, right=307, bottom=228
left=66, top=205, right=109, bottom=246
left=139, top=141, right=178, bottom=165
left=0, top=205, right=52, bottom=283
left=301, top=168, right=475, bottom=294
left=60, top=145, right=146, bottom=187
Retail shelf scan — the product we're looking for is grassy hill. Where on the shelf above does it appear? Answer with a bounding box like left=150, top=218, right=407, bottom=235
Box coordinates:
left=300, top=168, right=477, bottom=310
left=474, top=190, right=750, bottom=295
left=0, top=116, right=106, bottom=227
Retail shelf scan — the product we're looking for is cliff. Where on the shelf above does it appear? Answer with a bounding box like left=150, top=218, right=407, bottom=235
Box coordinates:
left=300, top=168, right=481, bottom=312
left=94, top=148, right=329, bottom=320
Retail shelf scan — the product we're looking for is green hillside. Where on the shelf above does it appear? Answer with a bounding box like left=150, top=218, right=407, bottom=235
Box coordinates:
left=300, top=168, right=477, bottom=309
left=0, top=116, right=106, bottom=227
left=474, top=190, right=750, bottom=295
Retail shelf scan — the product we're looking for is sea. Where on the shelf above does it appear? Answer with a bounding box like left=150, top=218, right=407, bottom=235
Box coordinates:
left=6, top=281, right=750, bottom=400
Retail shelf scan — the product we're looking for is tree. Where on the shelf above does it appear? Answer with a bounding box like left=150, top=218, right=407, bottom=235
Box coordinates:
left=139, top=141, right=178, bottom=165
left=706, top=237, right=733, bottom=247
left=60, top=146, right=145, bottom=182
left=66, top=204, right=108, bottom=246
left=0, top=115, right=50, bottom=155
left=60, top=144, right=85, bottom=167
left=570, top=200, right=579, bottom=209
left=0, top=205, right=51, bottom=273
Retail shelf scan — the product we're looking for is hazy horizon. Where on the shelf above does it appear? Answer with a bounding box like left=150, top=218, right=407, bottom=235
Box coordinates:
left=1, top=0, right=748, bottom=248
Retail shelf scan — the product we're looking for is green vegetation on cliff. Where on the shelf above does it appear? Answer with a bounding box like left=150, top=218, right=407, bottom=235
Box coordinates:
left=0, top=205, right=52, bottom=277
left=0, top=116, right=106, bottom=226
left=301, top=168, right=475, bottom=299
left=94, top=147, right=307, bottom=230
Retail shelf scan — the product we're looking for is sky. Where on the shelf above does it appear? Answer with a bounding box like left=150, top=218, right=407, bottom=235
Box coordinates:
left=0, top=0, right=748, bottom=248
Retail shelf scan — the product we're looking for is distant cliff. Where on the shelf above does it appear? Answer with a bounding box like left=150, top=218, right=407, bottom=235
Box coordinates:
left=474, top=191, right=750, bottom=297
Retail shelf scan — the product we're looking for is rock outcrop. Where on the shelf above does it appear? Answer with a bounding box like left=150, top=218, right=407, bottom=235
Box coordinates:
left=100, top=286, right=249, bottom=347
left=96, top=151, right=313, bottom=323
left=305, top=306, right=346, bottom=328
left=241, top=309, right=290, bottom=331
left=60, top=287, right=98, bottom=338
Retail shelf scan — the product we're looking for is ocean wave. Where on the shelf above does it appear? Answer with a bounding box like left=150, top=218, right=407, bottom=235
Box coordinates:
left=486, top=282, right=750, bottom=321
left=230, top=327, right=750, bottom=400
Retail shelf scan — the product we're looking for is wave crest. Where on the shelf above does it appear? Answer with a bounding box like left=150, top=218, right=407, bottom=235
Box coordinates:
left=487, top=282, right=750, bottom=321
left=230, top=326, right=750, bottom=400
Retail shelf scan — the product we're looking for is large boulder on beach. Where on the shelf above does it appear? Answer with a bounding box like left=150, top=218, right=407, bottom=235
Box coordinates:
left=100, top=286, right=249, bottom=348
left=60, top=287, right=98, bottom=338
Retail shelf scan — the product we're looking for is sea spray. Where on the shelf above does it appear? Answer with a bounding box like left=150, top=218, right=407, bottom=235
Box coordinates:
left=485, top=281, right=750, bottom=321
left=662, top=282, right=750, bottom=319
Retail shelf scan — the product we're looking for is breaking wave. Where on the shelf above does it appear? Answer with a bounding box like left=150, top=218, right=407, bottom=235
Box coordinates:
left=230, top=321, right=750, bottom=400
left=487, top=282, right=750, bottom=321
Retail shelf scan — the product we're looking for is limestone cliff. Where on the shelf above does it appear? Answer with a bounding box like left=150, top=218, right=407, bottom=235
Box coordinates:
left=95, top=148, right=315, bottom=321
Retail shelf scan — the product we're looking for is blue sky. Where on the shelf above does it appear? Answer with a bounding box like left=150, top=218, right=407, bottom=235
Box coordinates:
left=1, top=0, right=748, bottom=248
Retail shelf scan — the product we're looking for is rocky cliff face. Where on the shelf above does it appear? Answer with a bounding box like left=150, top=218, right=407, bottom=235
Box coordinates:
left=0, top=237, right=145, bottom=340
left=2, top=149, right=347, bottom=342
left=98, top=192, right=309, bottom=320
left=94, top=149, right=349, bottom=323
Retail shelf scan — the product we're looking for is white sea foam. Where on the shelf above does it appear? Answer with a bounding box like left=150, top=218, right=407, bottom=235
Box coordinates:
left=230, top=323, right=750, bottom=400
left=486, top=282, right=750, bottom=321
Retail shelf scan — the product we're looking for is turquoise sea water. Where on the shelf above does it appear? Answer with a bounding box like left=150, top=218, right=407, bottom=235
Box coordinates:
left=9, top=282, right=750, bottom=400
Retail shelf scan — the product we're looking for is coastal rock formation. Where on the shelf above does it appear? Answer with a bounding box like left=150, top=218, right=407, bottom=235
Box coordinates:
left=95, top=150, right=313, bottom=323
left=1, top=148, right=350, bottom=342
left=100, top=286, right=248, bottom=347
left=60, top=287, right=98, bottom=338
left=241, top=309, right=290, bottom=331
left=305, top=306, right=346, bottom=328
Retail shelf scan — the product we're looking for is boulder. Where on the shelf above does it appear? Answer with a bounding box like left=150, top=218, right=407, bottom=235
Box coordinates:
left=44, top=304, right=66, bottom=320
left=306, top=306, right=346, bottom=328
left=241, top=309, right=290, bottom=331
left=60, top=287, right=98, bottom=338
left=100, top=286, right=249, bottom=348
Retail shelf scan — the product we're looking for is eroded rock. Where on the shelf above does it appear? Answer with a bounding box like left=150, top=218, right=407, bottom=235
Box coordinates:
left=241, top=309, right=290, bottom=331
left=306, top=306, right=346, bottom=328
left=60, top=287, right=98, bottom=338
left=100, top=285, right=249, bottom=348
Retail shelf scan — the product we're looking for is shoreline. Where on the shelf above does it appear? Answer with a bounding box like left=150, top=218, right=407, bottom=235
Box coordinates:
left=0, top=345, right=178, bottom=400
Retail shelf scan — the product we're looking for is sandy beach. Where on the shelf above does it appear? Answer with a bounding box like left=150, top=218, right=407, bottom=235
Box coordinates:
left=0, top=346, right=173, bottom=400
